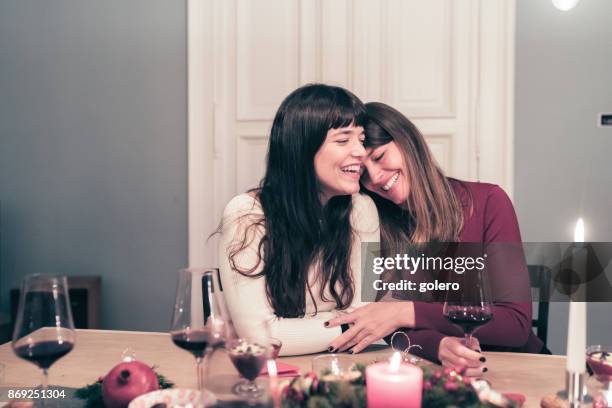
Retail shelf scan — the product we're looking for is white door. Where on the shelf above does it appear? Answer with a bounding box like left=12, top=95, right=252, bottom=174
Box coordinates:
left=187, top=0, right=515, bottom=265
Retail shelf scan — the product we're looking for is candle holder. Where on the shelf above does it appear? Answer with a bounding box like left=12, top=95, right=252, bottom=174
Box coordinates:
left=312, top=354, right=361, bottom=382
left=390, top=331, right=423, bottom=364
left=557, top=371, right=591, bottom=407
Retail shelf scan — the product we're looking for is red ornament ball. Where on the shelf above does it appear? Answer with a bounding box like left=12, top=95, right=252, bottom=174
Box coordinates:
left=443, top=381, right=460, bottom=392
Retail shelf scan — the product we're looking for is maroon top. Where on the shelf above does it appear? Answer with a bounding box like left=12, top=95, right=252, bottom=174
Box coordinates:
left=393, top=179, right=544, bottom=362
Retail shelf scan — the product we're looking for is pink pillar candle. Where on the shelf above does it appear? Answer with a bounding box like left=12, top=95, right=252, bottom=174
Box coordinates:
left=366, top=353, right=423, bottom=408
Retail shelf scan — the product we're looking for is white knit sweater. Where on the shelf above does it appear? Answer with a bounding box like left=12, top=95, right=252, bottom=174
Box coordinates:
left=218, top=193, right=380, bottom=356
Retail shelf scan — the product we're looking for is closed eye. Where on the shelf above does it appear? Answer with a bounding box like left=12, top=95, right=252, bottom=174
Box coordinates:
left=373, top=151, right=385, bottom=162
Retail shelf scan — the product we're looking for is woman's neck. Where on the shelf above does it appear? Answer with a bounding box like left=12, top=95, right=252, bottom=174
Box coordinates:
left=318, top=191, right=331, bottom=206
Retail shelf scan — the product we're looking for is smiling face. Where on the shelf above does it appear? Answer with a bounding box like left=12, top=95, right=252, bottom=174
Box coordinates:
left=361, top=141, right=410, bottom=205
left=314, top=125, right=366, bottom=203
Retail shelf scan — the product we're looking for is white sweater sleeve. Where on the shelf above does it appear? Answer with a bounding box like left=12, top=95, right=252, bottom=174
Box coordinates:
left=218, top=194, right=338, bottom=355
left=218, top=193, right=380, bottom=356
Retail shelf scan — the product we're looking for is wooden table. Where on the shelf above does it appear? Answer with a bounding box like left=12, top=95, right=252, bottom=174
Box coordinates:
left=1, top=329, right=567, bottom=407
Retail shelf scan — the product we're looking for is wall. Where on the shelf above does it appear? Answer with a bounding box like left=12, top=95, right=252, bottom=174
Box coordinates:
left=1, top=0, right=610, bottom=350
left=515, top=0, right=612, bottom=353
left=0, top=0, right=188, bottom=332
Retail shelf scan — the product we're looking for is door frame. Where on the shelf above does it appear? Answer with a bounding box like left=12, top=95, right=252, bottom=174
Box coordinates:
left=186, top=0, right=515, bottom=266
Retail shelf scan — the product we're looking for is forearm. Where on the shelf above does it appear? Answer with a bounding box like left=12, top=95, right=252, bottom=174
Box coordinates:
left=220, top=257, right=342, bottom=356
left=273, top=312, right=341, bottom=356
left=219, top=206, right=343, bottom=355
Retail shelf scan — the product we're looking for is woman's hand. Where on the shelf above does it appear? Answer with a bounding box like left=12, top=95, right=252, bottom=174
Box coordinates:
left=438, top=336, right=486, bottom=377
left=326, top=302, right=415, bottom=354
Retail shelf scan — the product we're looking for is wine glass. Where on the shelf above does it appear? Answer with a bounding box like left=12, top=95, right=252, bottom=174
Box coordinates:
left=228, top=319, right=272, bottom=400
left=12, top=274, right=76, bottom=396
left=443, top=268, right=493, bottom=350
left=587, top=345, right=612, bottom=408
left=170, top=268, right=227, bottom=394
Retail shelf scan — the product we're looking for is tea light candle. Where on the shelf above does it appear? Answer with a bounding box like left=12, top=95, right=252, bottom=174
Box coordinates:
left=366, top=352, right=422, bottom=408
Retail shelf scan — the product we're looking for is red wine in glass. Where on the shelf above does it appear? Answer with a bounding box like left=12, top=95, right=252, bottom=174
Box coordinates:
left=14, top=340, right=74, bottom=370
left=12, top=275, right=76, bottom=394
left=170, top=268, right=228, bottom=393
left=443, top=266, right=493, bottom=349
left=445, top=307, right=493, bottom=335
left=171, top=329, right=212, bottom=359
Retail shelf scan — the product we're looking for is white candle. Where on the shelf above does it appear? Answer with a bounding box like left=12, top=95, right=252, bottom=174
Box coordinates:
left=566, top=302, right=586, bottom=373
left=267, top=359, right=281, bottom=408
left=566, top=218, right=586, bottom=373
left=366, top=352, right=422, bottom=408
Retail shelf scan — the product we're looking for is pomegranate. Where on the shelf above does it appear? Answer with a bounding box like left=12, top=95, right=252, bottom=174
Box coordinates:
left=101, top=360, right=159, bottom=408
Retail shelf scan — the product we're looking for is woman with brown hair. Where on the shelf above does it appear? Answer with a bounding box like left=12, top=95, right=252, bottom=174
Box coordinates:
left=327, top=102, right=543, bottom=376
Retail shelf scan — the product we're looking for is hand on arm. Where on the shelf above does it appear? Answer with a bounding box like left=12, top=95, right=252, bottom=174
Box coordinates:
left=327, top=302, right=415, bottom=353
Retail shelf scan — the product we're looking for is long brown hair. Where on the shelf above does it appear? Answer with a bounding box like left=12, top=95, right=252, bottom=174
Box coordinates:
left=363, top=102, right=465, bottom=253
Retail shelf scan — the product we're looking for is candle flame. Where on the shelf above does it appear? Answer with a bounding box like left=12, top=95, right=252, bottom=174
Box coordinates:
left=331, top=358, right=341, bottom=376
left=267, top=359, right=278, bottom=377
left=574, top=218, right=585, bottom=243
left=389, top=351, right=402, bottom=372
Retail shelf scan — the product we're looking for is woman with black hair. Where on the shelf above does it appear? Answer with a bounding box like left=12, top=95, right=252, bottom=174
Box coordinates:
left=218, top=84, right=379, bottom=355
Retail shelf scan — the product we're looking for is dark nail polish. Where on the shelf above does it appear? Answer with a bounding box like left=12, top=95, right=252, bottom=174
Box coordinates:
left=347, top=349, right=354, bottom=354
left=483, top=367, right=488, bottom=373
left=479, top=356, right=486, bottom=363
left=324, top=321, right=329, bottom=327
left=327, top=346, right=334, bottom=352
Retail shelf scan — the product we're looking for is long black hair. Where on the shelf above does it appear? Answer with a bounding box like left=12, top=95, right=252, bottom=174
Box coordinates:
left=227, top=84, right=367, bottom=317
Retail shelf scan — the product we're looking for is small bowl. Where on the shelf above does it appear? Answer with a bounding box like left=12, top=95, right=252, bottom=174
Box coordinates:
left=128, top=389, right=217, bottom=408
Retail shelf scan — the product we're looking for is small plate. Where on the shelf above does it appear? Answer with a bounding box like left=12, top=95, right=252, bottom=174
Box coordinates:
left=128, top=388, right=217, bottom=408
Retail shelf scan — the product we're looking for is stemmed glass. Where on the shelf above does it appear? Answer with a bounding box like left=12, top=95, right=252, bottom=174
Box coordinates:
left=587, top=345, right=612, bottom=408
left=170, top=268, right=227, bottom=393
left=443, top=268, right=494, bottom=349
left=12, top=275, right=76, bottom=397
left=228, top=319, right=271, bottom=400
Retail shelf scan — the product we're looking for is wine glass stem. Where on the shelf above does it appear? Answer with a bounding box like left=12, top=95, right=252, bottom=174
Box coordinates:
left=195, top=357, right=204, bottom=391
left=41, top=369, right=49, bottom=407
left=42, top=368, right=49, bottom=391
left=464, top=333, right=473, bottom=349
left=247, top=380, right=258, bottom=406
